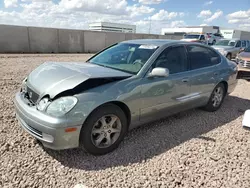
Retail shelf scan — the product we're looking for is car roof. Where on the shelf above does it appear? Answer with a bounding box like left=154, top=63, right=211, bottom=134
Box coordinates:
left=121, top=39, right=188, bottom=47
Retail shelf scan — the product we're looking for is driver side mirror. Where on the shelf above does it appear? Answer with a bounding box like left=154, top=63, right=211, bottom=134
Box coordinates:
left=148, top=67, right=169, bottom=78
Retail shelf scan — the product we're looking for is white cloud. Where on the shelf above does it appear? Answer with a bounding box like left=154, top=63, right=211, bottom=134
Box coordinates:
left=138, top=0, right=163, bottom=5
left=150, top=9, right=184, bottom=21
left=197, top=10, right=212, bottom=18
left=170, top=20, right=186, bottom=27
left=4, top=0, right=18, bottom=8
left=204, top=1, right=213, bottom=6
left=58, top=0, right=128, bottom=15
left=227, top=10, right=250, bottom=30
left=227, top=10, right=250, bottom=19
left=205, top=10, right=223, bottom=22
left=126, top=5, right=155, bottom=17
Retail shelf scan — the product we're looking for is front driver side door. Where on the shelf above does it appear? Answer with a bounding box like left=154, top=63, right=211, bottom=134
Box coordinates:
left=139, top=45, right=192, bottom=123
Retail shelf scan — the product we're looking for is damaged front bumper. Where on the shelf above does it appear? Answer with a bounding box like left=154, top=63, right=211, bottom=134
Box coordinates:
left=14, top=92, right=81, bottom=150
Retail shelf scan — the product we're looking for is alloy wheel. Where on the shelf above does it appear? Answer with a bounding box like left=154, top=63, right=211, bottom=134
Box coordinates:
left=91, top=115, right=122, bottom=148
left=212, top=87, right=224, bottom=107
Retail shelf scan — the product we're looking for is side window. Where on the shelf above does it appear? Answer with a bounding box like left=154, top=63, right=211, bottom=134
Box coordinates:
left=187, top=45, right=218, bottom=70
left=206, top=48, right=221, bottom=65
left=154, top=46, right=188, bottom=74
left=242, top=40, right=246, bottom=47
left=235, top=41, right=241, bottom=47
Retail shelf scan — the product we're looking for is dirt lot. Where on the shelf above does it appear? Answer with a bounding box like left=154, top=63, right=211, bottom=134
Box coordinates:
left=1, top=54, right=250, bottom=188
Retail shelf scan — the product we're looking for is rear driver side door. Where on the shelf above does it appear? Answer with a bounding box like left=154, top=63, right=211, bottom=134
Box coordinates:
left=186, top=45, right=221, bottom=106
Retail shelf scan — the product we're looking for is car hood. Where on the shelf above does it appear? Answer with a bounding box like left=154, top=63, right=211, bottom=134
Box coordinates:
left=238, top=52, right=250, bottom=61
left=26, top=62, right=132, bottom=98
left=212, top=46, right=234, bottom=51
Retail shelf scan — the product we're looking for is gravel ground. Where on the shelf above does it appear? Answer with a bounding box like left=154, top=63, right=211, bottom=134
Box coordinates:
left=1, top=54, right=250, bottom=188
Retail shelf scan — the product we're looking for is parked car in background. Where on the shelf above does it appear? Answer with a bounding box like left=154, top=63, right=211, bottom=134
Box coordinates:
left=14, top=39, right=238, bottom=155
left=212, top=39, right=248, bottom=60
left=207, top=33, right=224, bottom=45
left=236, top=45, right=250, bottom=80
left=181, top=33, right=208, bottom=44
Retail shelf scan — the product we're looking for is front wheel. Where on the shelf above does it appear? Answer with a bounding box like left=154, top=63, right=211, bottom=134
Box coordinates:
left=79, top=104, right=128, bottom=155
left=203, top=83, right=226, bottom=112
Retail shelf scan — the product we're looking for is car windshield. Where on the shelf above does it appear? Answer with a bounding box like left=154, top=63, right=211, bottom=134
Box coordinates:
left=89, top=43, right=158, bottom=74
left=245, top=46, right=250, bottom=52
left=215, top=40, right=236, bottom=46
left=184, top=34, right=200, bottom=39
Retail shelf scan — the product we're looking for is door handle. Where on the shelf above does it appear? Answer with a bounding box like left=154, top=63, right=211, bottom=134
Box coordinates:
left=214, top=72, right=218, bottom=76
left=182, top=78, right=189, bottom=83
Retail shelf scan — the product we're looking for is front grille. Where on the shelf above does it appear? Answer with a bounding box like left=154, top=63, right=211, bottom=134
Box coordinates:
left=26, top=123, right=43, bottom=138
left=243, top=61, right=250, bottom=68
left=26, top=87, right=39, bottom=104
left=17, top=115, right=43, bottom=138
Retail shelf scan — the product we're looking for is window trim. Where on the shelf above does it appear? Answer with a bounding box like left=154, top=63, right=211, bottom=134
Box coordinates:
left=242, top=40, right=246, bottom=47
left=148, top=44, right=189, bottom=76
left=185, top=44, right=222, bottom=71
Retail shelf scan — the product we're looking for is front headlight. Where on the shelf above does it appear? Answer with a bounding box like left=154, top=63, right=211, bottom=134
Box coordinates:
left=46, top=96, right=78, bottom=117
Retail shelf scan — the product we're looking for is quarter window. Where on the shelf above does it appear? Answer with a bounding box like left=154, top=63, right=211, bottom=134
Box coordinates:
left=187, top=45, right=221, bottom=70
left=153, top=46, right=188, bottom=74
left=235, top=41, right=241, bottom=47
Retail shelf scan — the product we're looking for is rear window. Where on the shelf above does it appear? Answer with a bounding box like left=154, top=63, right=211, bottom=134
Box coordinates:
left=187, top=45, right=221, bottom=70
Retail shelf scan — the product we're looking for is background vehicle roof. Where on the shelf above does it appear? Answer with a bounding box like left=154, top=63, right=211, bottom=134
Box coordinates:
left=121, top=39, right=188, bottom=46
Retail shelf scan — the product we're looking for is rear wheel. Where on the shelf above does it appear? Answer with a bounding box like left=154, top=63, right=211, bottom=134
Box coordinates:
left=79, top=104, right=128, bottom=155
left=203, top=83, right=226, bottom=112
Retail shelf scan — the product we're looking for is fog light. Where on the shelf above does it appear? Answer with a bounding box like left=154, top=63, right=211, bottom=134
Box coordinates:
left=42, top=133, right=54, bottom=142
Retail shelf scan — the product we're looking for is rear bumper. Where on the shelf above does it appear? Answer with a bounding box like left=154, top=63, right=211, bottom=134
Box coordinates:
left=14, top=92, right=81, bottom=150
left=228, top=80, right=238, bottom=94
left=238, top=65, right=250, bottom=72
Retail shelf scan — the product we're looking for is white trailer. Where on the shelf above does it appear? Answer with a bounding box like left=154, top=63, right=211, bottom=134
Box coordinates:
left=220, top=29, right=250, bottom=40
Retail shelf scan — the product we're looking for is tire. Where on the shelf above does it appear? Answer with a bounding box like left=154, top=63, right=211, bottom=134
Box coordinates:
left=79, top=104, right=128, bottom=155
left=226, top=53, right=231, bottom=60
left=203, top=83, right=226, bottom=112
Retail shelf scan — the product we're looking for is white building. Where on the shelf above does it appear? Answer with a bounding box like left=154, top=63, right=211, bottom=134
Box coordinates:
left=161, top=26, right=220, bottom=39
left=89, top=22, right=136, bottom=33
left=161, top=26, right=250, bottom=40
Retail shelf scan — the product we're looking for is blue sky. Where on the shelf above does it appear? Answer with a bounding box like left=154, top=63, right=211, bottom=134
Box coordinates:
left=0, top=0, right=250, bottom=34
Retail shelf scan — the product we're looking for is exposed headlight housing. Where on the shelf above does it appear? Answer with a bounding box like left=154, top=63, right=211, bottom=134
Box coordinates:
left=46, top=96, right=78, bottom=117
left=21, top=77, right=27, bottom=93
left=37, top=98, right=49, bottom=111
